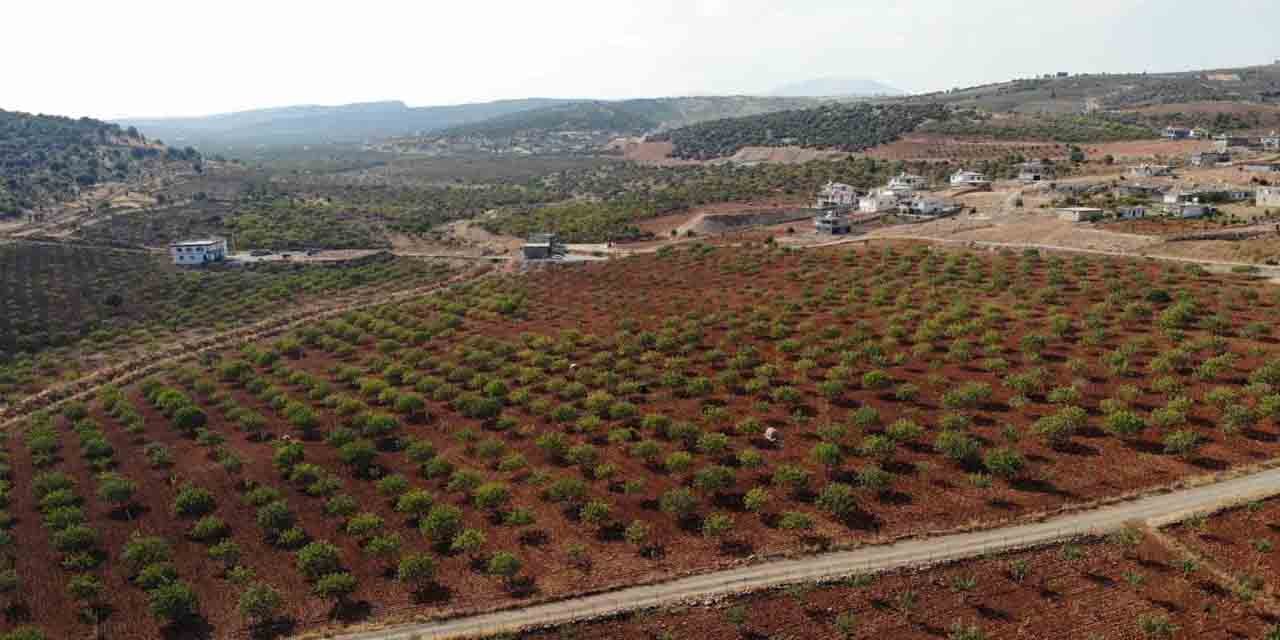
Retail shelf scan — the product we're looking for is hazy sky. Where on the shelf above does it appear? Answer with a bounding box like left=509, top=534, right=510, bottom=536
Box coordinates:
left=6, top=0, right=1279, bottom=120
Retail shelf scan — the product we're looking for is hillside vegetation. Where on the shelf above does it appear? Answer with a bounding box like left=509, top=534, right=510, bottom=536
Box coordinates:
left=900, top=63, right=1280, bottom=113
left=653, top=103, right=951, bottom=160
left=920, top=112, right=1156, bottom=143
left=0, top=109, right=199, bottom=217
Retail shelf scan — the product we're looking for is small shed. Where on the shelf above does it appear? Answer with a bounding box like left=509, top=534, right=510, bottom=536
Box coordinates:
left=1057, top=207, right=1104, bottom=223
left=1258, top=187, right=1280, bottom=208
left=1166, top=204, right=1215, bottom=219
left=1116, top=206, right=1147, bottom=220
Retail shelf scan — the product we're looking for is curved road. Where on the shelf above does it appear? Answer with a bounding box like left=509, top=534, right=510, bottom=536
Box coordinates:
left=334, top=465, right=1280, bottom=640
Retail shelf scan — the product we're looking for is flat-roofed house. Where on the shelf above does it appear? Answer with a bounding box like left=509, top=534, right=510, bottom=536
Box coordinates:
left=169, top=239, right=227, bottom=265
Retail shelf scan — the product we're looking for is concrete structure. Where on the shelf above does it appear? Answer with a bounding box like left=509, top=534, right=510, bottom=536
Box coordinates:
left=521, top=233, right=566, bottom=260
left=902, top=197, right=959, bottom=217
left=1057, top=207, right=1104, bottom=223
left=1244, top=162, right=1280, bottom=173
left=1016, top=161, right=1054, bottom=183
left=949, top=170, right=990, bottom=189
left=886, top=173, right=928, bottom=194
left=815, top=181, right=857, bottom=209
left=1189, top=151, right=1230, bottom=167
left=1127, top=164, right=1172, bottom=178
left=1116, top=206, right=1147, bottom=220
left=1263, top=131, right=1280, bottom=151
left=1165, top=203, right=1215, bottom=219
left=169, top=238, right=227, bottom=265
left=1258, top=186, right=1280, bottom=208
left=814, top=211, right=853, bottom=235
left=1214, top=135, right=1253, bottom=153
left=1115, top=184, right=1166, bottom=200
left=858, top=191, right=900, bottom=213
left=1163, top=126, right=1192, bottom=139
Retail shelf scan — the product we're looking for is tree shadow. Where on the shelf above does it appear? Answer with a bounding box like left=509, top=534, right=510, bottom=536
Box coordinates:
left=1190, top=456, right=1229, bottom=471
left=332, top=600, right=372, bottom=623
left=249, top=618, right=298, bottom=640
left=161, top=616, right=214, bottom=640
left=411, top=583, right=453, bottom=605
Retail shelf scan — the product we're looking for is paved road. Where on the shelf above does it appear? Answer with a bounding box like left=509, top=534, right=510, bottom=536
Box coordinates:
left=332, top=465, right=1280, bottom=640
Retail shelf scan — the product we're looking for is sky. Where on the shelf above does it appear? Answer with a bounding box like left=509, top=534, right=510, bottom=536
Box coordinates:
left=5, top=0, right=1279, bottom=120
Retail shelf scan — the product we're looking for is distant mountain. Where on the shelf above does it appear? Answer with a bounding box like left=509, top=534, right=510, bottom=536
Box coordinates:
left=768, top=77, right=904, bottom=98
left=1, top=109, right=198, bottom=217
left=115, top=98, right=577, bottom=149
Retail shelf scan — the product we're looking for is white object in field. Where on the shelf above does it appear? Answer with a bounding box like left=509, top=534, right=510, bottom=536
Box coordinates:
left=764, top=427, right=779, bottom=443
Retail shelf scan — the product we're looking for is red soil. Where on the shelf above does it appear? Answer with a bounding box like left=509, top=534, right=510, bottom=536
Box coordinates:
left=521, top=535, right=1272, bottom=640
left=9, top=243, right=1280, bottom=638
left=861, top=135, right=1068, bottom=162
left=1166, top=497, right=1280, bottom=597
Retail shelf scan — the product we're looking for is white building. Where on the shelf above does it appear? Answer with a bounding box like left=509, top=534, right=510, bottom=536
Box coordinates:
left=903, top=197, right=957, bottom=217
left=169, top=239, right=228, bottom=266
left=886, top=173, right=928, bottom=194
left=949, top=170, right=991, bottom=189
left=1057, top=207, right=1103, bottom=222
left=815, top=181, right=857, bottom=209
left=1165, top=204, right=1214, bottom=219
left=814, top=211, right=852, bottom=235
left=1116, top=206, right=1147, bottom=220
left=1017, top=161, right=1053, bottom=183
left=1258, top=186, right=1280, bottom=208
left=858, top=190, right=900, bottom=213
left=1263, top=131, right=1280, bottom=151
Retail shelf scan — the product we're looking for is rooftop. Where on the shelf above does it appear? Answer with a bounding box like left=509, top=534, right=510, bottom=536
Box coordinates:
left=170, top=239, right=224, bottom=247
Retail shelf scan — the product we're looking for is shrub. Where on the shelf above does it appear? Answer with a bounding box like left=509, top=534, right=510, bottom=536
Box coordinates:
left=1163, top=430, right=1201, bottom=457
left=189, top=516, right=229, bottom=543
left=345, top=513, right=385, bottom=539
left=148, top=580, right=200, bottom=624
left=935, top=431, right=980, bottom=464
left=122, top=533, right=171, bottom=574
left=397, top=552, right=437, bottom=591
left=983, top=448, right=1025, bottom=479
left=238, top=582, right=283, bottom=626
left=778, top=511, right=814, bottom=530
left=312, top=571, right=358, bottom=604
left=296, top=541, right=342, bottom=579
left=1104, top=410, right=1146, bottom=439
left=172, top=485, right=216, bottom=518
left=659, top=488, right=699, bottom=519
left=420, top=505, right=463, bottom=544
left=816, top=483, right=858, bottom=519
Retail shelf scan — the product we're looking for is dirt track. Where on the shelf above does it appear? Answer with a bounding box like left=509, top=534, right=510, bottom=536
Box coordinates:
left=326, top=464, right=1280, bottom=640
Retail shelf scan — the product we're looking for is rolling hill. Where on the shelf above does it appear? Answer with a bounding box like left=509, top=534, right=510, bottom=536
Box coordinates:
left=0, top=109, right=198, bottom=217
left=768, top=76, right=904, bottom=97
left=115, top=98, right=577, bottom=149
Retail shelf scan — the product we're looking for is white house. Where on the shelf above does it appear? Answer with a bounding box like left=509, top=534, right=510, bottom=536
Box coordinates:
left=1165, top=203, right=1214, bottom=219
left=170, top=239, right=228, bottom=265
left=1163, top=126, right=1192, bottom=139
left=858, top=190, right=900, bottom=213
left=1258, top=187, right=1280, bottom=208
left=815, top=181, right=857, bottom=208
left=1057, top=207, right=1103, bottom=222
left=1263, top=131, right=1280, bottom=151
left=886, top=173, right=928, bottom=194
left=1116, top=206, right=1147, bottom=220
left=903, top=197, right=957, bottom=217
left=949, top=170, right=990, bottom=188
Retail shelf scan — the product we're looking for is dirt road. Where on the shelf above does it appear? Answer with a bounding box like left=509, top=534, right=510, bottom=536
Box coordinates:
left=329, top=465, right=1280, bottom=640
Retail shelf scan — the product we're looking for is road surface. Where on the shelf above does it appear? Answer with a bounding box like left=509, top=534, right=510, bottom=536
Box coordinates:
left=330, top=464, right=1280, bottom=640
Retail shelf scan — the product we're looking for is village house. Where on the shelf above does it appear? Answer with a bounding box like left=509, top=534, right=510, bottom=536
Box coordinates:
left=1165, top=203, right=1215, bottom=219
left=949, top=170, right=991, bottom=189
left=169, top=239, right=227, bottom=266
left=1127, top=164, right=1173, bottom=178
left=1163, top=126, right=1192, bottom=139
left=814, top=211, right=853, bottom=235
left=1116, top=206, right=1147, bottom=220
left=1263, top=131, right=1280, bottom=151
left=1214, top=135, right=1254, bottom=153
left=858, top=190, right=900, bottom=213
left=815, top=181, right=858, bottom=209
left=1258, top=186, right=1280, bottom=208
left=1057, top=207, right=1104, bottom=223
left=886, top=173, right=928, bottom=194
left=1189, top=151, right=1230, bottom=167
left=1017, top=161, right=1054, bottom=182
left=901, top=197, right=958, bottom=217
